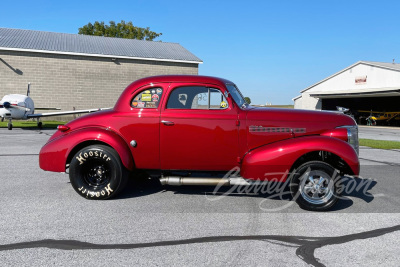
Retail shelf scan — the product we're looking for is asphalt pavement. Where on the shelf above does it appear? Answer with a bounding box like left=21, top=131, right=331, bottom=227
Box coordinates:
left=359, top=125, right=400, bottom=142
left=0, top=128, right=399, bottom=266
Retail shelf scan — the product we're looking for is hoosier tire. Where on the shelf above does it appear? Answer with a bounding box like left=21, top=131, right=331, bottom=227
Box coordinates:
left=69, top=145, right=128, bottom=200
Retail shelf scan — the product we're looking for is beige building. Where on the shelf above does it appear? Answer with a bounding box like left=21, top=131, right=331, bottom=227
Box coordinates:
left=294, top=61, right=400, bottom=112
left=0, top=28, right=202, bottom=118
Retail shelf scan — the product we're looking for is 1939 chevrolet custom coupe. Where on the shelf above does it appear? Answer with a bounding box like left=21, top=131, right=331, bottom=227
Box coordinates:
left=39, top=75, right=359, bottom=211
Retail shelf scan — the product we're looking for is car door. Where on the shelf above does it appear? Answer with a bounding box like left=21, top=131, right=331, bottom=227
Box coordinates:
left=160, top=83, right=239, bottom=171
left=118, top=84, right=167, bottom=170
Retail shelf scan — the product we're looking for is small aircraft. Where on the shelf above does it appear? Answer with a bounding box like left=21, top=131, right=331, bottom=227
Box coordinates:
left=335, top=107, right=400, bottom=126
left=356, top=110, right=400, bottom=125
left=357, top=110, right=400, bottom=121
left=0, top=83, right=107, bottom=130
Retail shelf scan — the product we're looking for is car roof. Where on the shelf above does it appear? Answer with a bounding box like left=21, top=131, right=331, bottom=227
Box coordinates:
left=131, top=75, right=234, bottom=88
left=114, top=75, right=236, bottom=111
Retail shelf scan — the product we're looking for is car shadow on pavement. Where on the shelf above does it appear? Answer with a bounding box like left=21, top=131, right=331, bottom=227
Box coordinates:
left=117, top=175, right=378, bottom=211
left=330, top=176, right=377, bottom=211
left=117, top=173, right=165, bottom=199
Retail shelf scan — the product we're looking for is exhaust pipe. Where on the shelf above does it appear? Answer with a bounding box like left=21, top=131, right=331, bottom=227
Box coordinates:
left=159, top=176, right=264, bottom=186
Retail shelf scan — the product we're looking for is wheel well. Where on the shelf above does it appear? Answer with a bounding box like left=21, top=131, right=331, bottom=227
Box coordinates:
left=66, top=140, right=113, bottom=167
left=291, top=151, right=354, bottom=175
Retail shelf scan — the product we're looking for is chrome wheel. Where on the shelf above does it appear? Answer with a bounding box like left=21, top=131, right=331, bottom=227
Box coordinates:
left=299, top=169, right=334, bottom=205
left=290, top=161, right=340, bottom=211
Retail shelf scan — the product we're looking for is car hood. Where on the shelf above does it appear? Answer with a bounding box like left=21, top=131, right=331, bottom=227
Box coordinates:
left=245, top=107, right=356, bottom=149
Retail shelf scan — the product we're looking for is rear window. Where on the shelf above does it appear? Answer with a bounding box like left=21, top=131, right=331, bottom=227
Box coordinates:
left=131, top=88, right=163, bottom=108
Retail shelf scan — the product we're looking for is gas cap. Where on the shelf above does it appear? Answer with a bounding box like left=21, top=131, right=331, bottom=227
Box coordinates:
left=130, top=140, right=137, bottom=147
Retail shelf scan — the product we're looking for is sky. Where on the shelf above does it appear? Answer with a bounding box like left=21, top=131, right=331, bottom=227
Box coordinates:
left=1, top=0, right=400, bottom=105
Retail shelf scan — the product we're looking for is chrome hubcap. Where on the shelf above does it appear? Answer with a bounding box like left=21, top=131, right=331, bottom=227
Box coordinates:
left=299, top=170, right=334, bottom=205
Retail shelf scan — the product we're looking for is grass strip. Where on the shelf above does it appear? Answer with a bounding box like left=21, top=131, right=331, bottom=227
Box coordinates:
left=0, top=121, right=65, bottom=129
left=360, top=138, right=400, bottom=150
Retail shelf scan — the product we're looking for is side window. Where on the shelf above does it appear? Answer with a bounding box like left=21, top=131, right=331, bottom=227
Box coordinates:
left=131, top=88, right=163, bottom=108
left=167, top=86, right=228, bottom=110
left=209, top=88, right=228, bottom=109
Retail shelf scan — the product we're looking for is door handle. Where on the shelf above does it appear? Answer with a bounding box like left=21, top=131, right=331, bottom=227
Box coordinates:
left=161, top=120, right=174, bottom=126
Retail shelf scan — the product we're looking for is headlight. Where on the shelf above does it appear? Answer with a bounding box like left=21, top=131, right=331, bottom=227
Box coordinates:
left=341, top=125, right=359, bottom=155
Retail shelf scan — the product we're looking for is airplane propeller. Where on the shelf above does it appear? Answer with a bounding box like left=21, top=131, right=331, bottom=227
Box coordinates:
left=1, top=102, right=30, bottom=112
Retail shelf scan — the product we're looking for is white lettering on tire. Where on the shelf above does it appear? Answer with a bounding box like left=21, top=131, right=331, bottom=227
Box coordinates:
left=76, top=153, right=86, bottom=165
left=104, top=183, right=114, bottom=196
left=77, top=184, right=114, bottom=198
left=76, top=150, right=111, bottom=165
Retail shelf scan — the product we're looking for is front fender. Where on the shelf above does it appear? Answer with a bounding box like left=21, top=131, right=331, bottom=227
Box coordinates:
left=39, top=127, right=134, bottom=172
left=241, top=136, right=359, bottom=181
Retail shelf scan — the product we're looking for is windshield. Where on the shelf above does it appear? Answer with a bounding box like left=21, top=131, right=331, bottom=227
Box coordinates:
left=226, top=84, right=247, bottom=109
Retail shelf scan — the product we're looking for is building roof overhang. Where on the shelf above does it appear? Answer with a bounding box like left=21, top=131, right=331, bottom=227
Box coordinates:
left=310, top=88, right=400, bottom=98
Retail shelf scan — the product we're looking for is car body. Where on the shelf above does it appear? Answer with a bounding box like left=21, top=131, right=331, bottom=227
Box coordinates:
left=39, top=75, right=360, bottom=210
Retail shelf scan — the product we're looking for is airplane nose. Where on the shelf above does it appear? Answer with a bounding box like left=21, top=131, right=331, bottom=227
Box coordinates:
left=3, top=102, right=11, bottom=109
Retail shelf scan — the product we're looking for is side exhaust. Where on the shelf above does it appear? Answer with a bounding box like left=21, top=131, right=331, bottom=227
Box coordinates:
left=159, top=176, right=264, bottom=186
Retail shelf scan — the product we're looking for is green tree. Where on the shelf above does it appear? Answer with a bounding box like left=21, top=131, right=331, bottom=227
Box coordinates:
left=244, top=97, right=251, bottom=104
left=78, top=20, right=162, bottom=41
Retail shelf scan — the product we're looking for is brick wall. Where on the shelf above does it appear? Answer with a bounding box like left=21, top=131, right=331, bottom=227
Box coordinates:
left=0, top=50, right=198, bottom=120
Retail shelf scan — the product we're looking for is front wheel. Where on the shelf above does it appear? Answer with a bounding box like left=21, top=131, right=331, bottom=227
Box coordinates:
left=69, top=145, right=128, bottom=199
left=289, top=161, right=341, bottom=211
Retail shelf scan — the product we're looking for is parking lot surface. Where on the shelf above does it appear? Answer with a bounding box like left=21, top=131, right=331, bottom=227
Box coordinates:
left=0, top=128, right=399, bottom=266
left=359, top=125, right=400, bottom=142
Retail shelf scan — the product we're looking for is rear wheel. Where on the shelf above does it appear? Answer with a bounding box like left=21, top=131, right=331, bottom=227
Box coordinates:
left=290, top=161, right=341, bottom=211
left=69, top=145, right=128, bottom=199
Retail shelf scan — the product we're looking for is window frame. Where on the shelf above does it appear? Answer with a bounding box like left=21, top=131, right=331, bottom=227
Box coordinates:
left=130, top=87, right=163, bottom=109
left=166, top=86, right=229, bottom=110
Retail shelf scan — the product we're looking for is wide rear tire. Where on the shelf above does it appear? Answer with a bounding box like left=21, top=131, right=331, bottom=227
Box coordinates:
left=69, top=145, right=128, bottom=199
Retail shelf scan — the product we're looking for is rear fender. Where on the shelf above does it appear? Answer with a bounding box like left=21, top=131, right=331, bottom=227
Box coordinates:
left=39, top=127, right=134, bottom=172
left=240, top=136, right=359, bottom=181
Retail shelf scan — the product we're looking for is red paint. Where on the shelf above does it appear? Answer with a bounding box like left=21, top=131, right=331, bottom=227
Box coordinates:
left=57, top=125, right=70, bottom=132
left=241, top=136, right=359, bottom=181
left=321, top=127, right=348, bottom=142
left=40, top=126, right=134, bottom=172
left=39, top=75, right=359, bottom=180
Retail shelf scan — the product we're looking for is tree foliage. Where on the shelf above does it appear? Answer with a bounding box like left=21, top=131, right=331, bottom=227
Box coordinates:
left=244, top=97, right=251, bottom=104
left=78, top=20, right=162, bottom=41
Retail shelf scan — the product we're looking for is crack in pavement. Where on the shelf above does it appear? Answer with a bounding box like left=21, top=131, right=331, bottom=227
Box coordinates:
left=359, top=157, right=400, bottom=166
left=0, top=224, right=399, bottom=266
left=35, top=130, right=54, bottom=136
left=0, top=154, right=39, bottom=157
left=361, top=147, right=400, bottom=153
